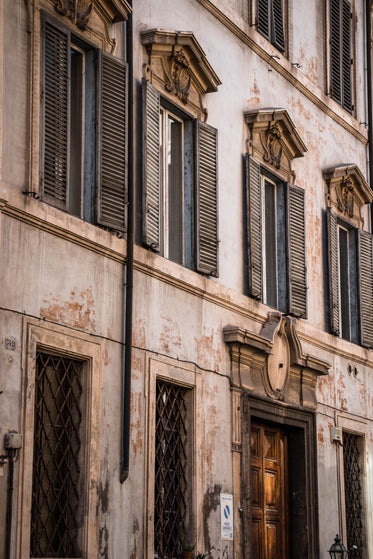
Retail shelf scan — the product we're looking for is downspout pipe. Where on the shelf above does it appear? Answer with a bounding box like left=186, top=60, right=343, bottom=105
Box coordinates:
left=120, top=2, right=134, bottom=484
left=366, top=1, right=373, bottom=223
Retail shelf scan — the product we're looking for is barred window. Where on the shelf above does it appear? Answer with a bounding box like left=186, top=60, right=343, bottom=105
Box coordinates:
left=30, top=352, right=85, bottom=558
left=343, top=431, right=365, bottom=559
left=154, top=381, right=189, bottom=558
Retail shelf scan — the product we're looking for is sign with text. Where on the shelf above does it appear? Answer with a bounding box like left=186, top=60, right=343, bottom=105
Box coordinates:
left=220, top=493, right=233, bottom=540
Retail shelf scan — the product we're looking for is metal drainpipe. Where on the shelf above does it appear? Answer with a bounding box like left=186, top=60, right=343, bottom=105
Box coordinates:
left=120, top=2, right=134, bottom=484
left=366, top=0, right=373, bottom=225
left=5, top=457, right=15, bottom=559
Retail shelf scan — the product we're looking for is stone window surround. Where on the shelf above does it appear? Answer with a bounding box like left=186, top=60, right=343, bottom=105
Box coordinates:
left=17, top=318, right=103, bottom=559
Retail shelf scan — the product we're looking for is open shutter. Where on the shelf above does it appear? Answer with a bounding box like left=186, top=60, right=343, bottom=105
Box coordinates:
left=96, top=52, right=128, bottom=232
left=330, top=0, right=342, bottom=104
left=195, top=121, right=218, bottom=276
left=142, top=79, right=160, bottom=251
left=328, top=209, right=340, bottom=335
left=272, top=0, right=285, bottom=52
left=257, top=0, right=270, bottom=40
left=41, top=20, right=70, bottom=210
left=358, top=230, right=373, bottom=347
left=245, top=155, right=262, bottom=300
left=287, top=184, right=307, bottom=317
left=341, top=0, right=352, bottom=112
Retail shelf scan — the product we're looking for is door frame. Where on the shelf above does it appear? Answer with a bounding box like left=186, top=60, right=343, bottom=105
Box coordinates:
left=241, top=395, right=319, bottom=559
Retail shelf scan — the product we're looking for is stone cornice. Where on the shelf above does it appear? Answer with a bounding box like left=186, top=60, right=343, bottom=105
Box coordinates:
left=196, top=0, right=367, bottom=145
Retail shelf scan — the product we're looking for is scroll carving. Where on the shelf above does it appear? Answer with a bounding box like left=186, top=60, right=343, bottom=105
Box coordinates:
left=55, top=0, right=93, bottom=29
left=263, top=123, right=283, bottom=169
left=162, top=50, right=191, bottom=104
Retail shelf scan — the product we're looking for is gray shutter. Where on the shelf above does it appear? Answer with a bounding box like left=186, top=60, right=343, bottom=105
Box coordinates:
left=330, top=0, right=342, bottom=104
left=195, top=120, right=218, bottom=276
left=272, top=0, right=285, bottom=52
left=358, top=230, right=373, bottom=348
left=257, top=0, right=270, bottom=39
left=142, top=79, right=160, bottom=251
left=328, top=209, right=340, bottom=335
left=96, top=52, right=128, bottom=232
left=41, top=20, right=70, bottom=210
left=245, top=155, right=262, bottom=300
left=341, top=0, right=352, bottom=112
left=287, top=184, right=307, bottom=317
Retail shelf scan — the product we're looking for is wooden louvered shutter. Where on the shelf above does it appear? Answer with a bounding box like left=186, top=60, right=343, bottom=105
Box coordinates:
left=41, top=20, right=70, bottom=210
left=358, top=230, right=373, bottom=348
left=142, top=79, right=160, bottom=251
left=195, top=121, right=218, bottom=276
left=330, top=0, right=342, bottom=104
left=96, top=52, right=128, bottom=232
left=257, top=0, right=270, bottom=40
left=328, top=209, right=340, bottom=335
left=272, top=0, right=285, bottom=52
left=245, top=155, right=262, bottom=300
left=287, top=184, right=307, bottom=317
left=341, top=0, right=352, bottom=112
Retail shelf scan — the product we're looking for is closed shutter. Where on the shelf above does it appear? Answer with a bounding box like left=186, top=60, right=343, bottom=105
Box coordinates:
left=330, top=0, right=342, bottom=105
left=195, top=121, right=219, bottom=276
left=358, top=230, right=373, bottom=348
left=257, top=0, right=270, bottom=40
left=142, top=79, right=160, bottom=251
left=341, top=0, right=352, bottom=112
left=41, top=20, right=70, bottom=210
left=272, top=0, right=285, bottom=52
left=328, top=209, right=340, bottom=335
left=96, top=52, right=128, bottom=232
left=287, top=184, right=307, bottom=317
left=245, top=155, right=262, bottom=300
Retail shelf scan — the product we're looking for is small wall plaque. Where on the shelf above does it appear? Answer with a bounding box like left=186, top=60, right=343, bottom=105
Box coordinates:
left=5, top=337, right=16, bottom=351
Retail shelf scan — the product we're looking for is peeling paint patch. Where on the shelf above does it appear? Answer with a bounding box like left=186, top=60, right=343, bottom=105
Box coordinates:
left=40, top=287, right=96, bottom=330
left=203, top=484, right=221, bottom=553
left=160, top=314, right=182, bottom=353
left=98, top=477, right=109, bottom=514
left=99, top=525, right=108, bottom=559
left=130, top=393, right=143, bottom=457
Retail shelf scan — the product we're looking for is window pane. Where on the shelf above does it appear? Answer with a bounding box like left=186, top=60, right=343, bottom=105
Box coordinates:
left=31, top=352, right=84, bottom=558
left=69, top=47, right=83, bottom=217
left=339, top=228, right=350, bottom=340
left=265, top=180, right=278, bottom=308
left=167, top=116, right=183, bottom=264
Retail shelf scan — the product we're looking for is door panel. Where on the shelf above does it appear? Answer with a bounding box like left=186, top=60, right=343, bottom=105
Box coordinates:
left=251, top=422, right=289, bottom=559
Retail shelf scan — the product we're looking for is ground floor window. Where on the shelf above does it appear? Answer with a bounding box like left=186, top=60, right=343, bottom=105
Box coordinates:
left=154, top=381, right=189, bottom=558
left=30, top=352, right=85, bottom=558
left=343, top=431, right=365, bottom=559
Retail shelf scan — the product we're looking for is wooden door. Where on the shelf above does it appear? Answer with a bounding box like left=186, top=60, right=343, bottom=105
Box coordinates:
left=250, top=422, right=289, bottom=559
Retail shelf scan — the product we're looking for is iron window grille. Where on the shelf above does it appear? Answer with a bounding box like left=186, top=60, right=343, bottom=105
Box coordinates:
left=343, top=431, right=364, bottom=559
left=30, top=352, right=84, bottom=558
left=154, top=381, right=188, bottom=558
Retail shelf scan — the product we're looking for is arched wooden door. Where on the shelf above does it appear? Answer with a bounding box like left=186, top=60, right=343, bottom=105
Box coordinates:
left=250, top=422, right=290, bottom=559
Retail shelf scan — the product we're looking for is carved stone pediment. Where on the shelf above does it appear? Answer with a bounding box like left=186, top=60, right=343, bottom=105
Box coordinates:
left=54, top=0, right=131, bottom=29
left=224, top=313, right=330, bottom=409
left=323, top=164, right=373, bottom=227
left=244, top=108, right=307, bottom=181
left=141, top=29, right=221, bottom=121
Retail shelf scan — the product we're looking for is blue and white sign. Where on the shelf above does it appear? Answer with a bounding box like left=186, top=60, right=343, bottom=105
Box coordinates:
left=220, top=493, right=233, bottom=540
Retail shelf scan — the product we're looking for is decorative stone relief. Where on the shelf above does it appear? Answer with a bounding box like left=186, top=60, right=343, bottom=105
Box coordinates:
left=55, top=0, right=94, bottom=29
left=245, top=108, right=307, bottom=182
left=224, top=312, right=330, bottom=410
left=141, top=29, right=221, bottom=121
left=323, top=164, right=373, bottom=227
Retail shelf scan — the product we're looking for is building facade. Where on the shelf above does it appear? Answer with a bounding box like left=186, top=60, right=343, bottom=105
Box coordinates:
left=1, top=0, right=373, bottom=558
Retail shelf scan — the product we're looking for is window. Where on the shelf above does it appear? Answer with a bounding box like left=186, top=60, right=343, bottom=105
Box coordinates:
left=329, top=0, right=353, bottom=112
left=327, top=210, right=373, bottom=346
left=343, top=432, right=365, bottom=559
left=40, top=16, right=128, bottom=231
left=256, top=0, right=286, bottom=52
left=154, top=381, right=191, bottom=559
left=31, top=352, right=85, bottom=557
left=142, top=79, right=218, bottom=276
left=246, top=155, right=307, bottom=317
